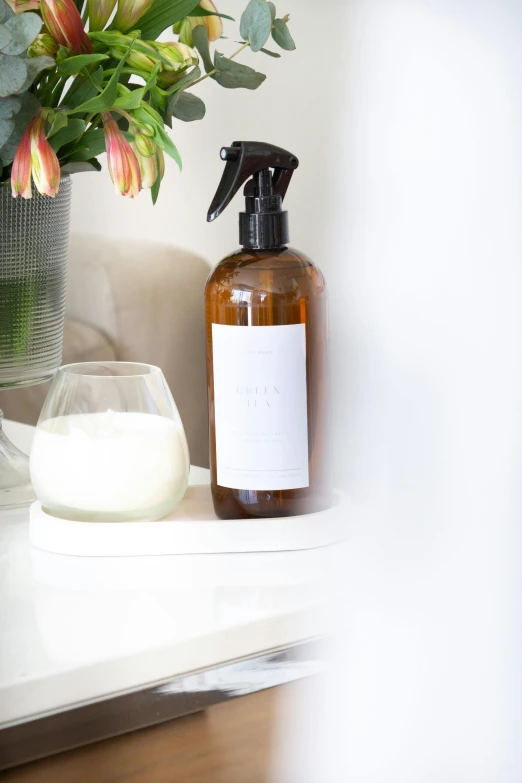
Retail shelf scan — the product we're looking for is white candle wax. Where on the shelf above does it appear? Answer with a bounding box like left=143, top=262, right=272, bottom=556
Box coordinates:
left=30, top=411, right=189, bottom=521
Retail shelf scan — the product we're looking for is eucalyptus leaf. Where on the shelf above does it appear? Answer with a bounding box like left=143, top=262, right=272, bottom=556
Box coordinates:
left=170, top=91, right=205, bottom=122
left=2, top=13, right=41, bottom=56
left=259, top=47, right=280, bottom=57
left=0, top=54, right=27, bottom=97
left=189, top=6, right=234, bottom=21
left=267, top=1, right=276, bottom=21
left=0, top=116, right=14, bottom=147
left=0, top=95, right=21, bottom=119
left=214, top=52, right=265, bottom=90
left=0, top=24, right=12, bottom=50
left=14, top=55, right=54, bottom=94
left=240, top=0, right=271, bottom=52
left=138, top=0, right=200, bottom=40
left=0, top=0, right=14, bottom=24
left=57, top=53, right=109, bottom=76
left=272, top=18, right=295, bottom=50
left=61, top=159, right=101, bottom=174
left=0, top=91, right=39, bottom=164
left=192, top=25, right=213, bottom=73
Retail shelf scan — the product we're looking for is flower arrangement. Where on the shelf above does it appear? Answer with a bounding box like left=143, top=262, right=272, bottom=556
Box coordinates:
left=0, top=0, right=295, bottom=202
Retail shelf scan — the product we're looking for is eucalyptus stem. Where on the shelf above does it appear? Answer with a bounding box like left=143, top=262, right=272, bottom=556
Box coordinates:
left=190, top=40, right=250, bottom=87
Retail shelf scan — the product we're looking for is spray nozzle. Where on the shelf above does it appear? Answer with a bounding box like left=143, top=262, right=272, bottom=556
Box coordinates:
left=207, top=141, right=299, bottom=249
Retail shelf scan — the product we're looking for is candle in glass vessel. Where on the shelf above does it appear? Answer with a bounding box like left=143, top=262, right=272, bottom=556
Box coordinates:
left=29, top=362, right=190, bottom=523
left=30, top=412, right=189, bottom=521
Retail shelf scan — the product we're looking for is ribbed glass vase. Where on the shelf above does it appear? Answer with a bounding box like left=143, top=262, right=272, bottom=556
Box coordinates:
left=0, top=176, right=72, bottom=508
left=0, top=176, right=72, bottom=387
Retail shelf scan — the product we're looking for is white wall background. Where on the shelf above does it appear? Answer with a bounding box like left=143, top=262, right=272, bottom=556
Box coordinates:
left=72, top=1, right=522, bottom=779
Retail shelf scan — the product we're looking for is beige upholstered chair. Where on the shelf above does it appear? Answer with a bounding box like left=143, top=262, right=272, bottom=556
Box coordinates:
left=0, top=235, right=211, bottom=468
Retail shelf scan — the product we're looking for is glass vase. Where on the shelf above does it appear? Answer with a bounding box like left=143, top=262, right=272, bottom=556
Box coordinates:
left=0, top=177, right=72, bottom=509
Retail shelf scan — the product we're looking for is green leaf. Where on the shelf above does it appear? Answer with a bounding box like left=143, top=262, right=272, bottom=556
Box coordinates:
left=63, top=65, right=103, bottom=108
left=0, top=54, right=27, bottom=97
left=259, top=47, right=280, bottom=57
left=153, top=125, right=182, bottom=170
left=189, top=6, right=234, bottom=21
left=192, top=24, right=213, bottom=73
left=61, top=159, right=101, bottom=174
left=2, top=13, right=41, bottom=56
left=0, top=24, right=12, bottom=50
left=138, top=0, right=200, bottom=40
left=0, top=91, right=39, bottom=165
left=267, top=2, right=276, bottom=21
left=150, top=171, right=161, bottom=205
left=272, top=17, right=295, bottom=50
left=240, top=0, right=271, bottom=52
left=50, top=119, right=86, bottom=153
left=65, top=128, right=106, bottom=161
left=170, top=91, right=205, bottom=122
left=57, top=53, right=109, bottom=76
left=70, top=37, right=137, bottom=114
left=0, top=95, right=21, bottom=119
left=0, top=116, right=14, bottom=147
left=213, top=51, right=265, bottom=89
left=14, top=55, right=54, bottom=94
left=48, top=111, right=68, bottom=137
left=113, top=90, right=142, bottom=110
left=164, top=64, right=201, bottom=95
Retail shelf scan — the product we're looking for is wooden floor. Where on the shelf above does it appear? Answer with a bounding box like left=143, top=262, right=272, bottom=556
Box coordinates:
left=0, top=686, right=284, bottom=783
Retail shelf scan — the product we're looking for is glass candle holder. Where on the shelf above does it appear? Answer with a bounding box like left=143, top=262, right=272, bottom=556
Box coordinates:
left=30, top=362, right=190, bottom=522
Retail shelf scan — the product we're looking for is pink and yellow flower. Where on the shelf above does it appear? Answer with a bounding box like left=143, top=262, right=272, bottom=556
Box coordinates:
left=40, top=0, right=92, bottom=54
left=102, top=112, right=141, bottom=198
left=11, top=112, right=60, bottom=199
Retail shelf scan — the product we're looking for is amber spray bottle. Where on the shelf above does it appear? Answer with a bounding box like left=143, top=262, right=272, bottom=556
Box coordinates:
left=205, top=141, right=331, bottom=519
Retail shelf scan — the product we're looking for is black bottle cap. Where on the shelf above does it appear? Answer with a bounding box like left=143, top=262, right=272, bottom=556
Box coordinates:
left=207, top=141, right=299, bottom=250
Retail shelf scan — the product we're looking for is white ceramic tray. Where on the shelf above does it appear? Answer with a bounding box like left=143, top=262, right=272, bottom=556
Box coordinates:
left=29, top=485, right=349, bottom=557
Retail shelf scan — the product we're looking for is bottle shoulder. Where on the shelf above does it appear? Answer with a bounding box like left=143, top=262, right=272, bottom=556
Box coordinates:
left=205, top=246, right=326, bottom=295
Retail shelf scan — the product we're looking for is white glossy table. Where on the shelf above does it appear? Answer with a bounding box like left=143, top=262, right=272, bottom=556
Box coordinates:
left=0, top=421, right=332, bottom=770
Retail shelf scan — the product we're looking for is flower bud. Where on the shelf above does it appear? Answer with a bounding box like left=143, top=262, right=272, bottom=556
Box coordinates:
left=28, top=33, right=59, bottom=58
left=133, top=127, right=156, bottom=158
left=131, top=142, right=164, bottom=189
left=88, top=0, right=117, bottom=32
left=112, top=0, right=153, bottom=31
left=174, top=0, right=223, bottom=47
left=109, top=37, right=199, bottom=87
left=152, top=41, right=199, bottom=87
left=108, top=36, right=156, bottom=71
left=41, top=0, right=93, bottom=55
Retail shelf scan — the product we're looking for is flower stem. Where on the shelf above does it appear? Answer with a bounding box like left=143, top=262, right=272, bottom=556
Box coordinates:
left=190, top=40, right=250, bottom=87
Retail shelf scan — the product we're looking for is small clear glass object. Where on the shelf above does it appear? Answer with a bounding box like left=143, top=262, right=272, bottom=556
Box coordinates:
left=30, top=362, right=190, bottom=522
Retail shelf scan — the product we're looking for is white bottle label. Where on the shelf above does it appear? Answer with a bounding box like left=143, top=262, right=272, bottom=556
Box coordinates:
left=212, top=323, right=309, bottom=490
